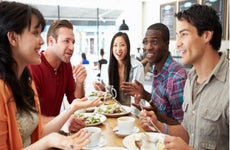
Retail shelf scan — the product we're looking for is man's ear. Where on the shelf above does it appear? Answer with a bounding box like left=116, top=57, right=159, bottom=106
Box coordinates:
left=203, top=30, right=214, bottom=44
left=7, top=31, right=18, bottom=47
left=48, top=36, right=55, bottom=46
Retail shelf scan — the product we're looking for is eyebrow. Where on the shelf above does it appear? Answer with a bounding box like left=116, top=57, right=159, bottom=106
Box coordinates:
left=179, top=29, right=189, bottom=34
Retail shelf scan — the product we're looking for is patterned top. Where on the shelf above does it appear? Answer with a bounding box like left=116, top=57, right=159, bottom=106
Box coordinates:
left=151, top=55, right=187, bottom=123
left=16, top=110, right=38, bottom=147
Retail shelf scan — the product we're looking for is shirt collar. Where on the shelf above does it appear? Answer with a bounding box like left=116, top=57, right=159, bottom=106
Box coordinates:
left=188, top=52, right=228, bottom=83
left=153, top=54, right=172, bottom=76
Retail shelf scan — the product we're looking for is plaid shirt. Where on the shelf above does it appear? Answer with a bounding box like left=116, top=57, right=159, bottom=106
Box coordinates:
left=151, top=55, right=187, bottom=123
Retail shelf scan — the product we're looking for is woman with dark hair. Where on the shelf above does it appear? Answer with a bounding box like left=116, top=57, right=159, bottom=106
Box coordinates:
left=95, top=32, right=144, bottom=106
left=0, top=1, right=96, bottom=149
left=81, top=52, right=89, bottom=64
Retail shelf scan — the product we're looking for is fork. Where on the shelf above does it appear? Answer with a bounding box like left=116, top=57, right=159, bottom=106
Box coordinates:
left=139, top=100, right=162, bottom=133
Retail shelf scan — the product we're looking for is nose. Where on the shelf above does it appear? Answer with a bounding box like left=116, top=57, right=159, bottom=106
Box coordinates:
left=40, top=36, right=44, bottom=45
left=115, top=45, right=122, bottom=52
left=144, top=43, right=153, bottom=54
left=176, top=37, right=182, bottom=49
left=69, top=42, right=74, bottom=51
left=144, top=42, right=153, bottom=51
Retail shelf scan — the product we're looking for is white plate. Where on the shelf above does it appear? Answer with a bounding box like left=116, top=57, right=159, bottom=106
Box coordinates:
left=97, top=104, right=131, bottom=117
left=73, top=113, right=107, bottom=126
left=86, top=107, right=96, bottom=112
left=123, top=132, right=165, bottom=150
left=83, top=136, right=106, bottom=150
left=113, top=126, right=139, bottom=137
left=93, top=147, right=128, bottom=150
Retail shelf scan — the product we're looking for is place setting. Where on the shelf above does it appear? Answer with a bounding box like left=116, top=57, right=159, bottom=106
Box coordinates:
left=113, top=116, right=140, bottom=138
left=86, top=85, right=131, bottom=118
left=73, top=112, right=107, bottom=126
left=122, top=132, right=165, bottom=150
left=82, top=127, right=106, bottom=150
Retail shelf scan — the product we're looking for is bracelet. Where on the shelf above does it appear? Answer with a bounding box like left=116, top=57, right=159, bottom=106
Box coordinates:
left=163, top=123, right=168, bottom=134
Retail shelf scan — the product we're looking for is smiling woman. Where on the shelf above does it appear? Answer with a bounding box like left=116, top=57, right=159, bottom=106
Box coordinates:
left=0, top=1, right=92, bottom=149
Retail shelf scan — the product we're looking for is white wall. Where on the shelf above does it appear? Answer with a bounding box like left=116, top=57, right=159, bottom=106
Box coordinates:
left=8, top=0, right=229, bottom=55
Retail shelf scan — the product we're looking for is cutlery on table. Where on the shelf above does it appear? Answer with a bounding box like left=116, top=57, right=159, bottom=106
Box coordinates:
left=139, top=100, right=162, bottom=133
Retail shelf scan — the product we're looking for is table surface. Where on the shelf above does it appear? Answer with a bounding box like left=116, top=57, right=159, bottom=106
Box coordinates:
left=98, top=113, right=144, bottom=148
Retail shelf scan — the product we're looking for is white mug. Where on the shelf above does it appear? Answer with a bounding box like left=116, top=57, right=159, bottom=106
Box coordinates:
left=117, top=116, right=135, bottom=133
left=84, top=127, right=102, bottom=147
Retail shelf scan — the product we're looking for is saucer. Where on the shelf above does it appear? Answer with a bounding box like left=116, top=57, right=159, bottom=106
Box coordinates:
left=113, top=126, right=139, bottom=137
left=83, top=136, right=106, bottom=150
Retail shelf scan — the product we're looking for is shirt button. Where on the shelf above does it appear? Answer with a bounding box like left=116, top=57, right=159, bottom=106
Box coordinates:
left=192, top=110, right=195, bottom=115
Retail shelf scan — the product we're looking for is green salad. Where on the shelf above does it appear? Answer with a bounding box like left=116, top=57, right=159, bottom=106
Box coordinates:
left=74, top=113, right=101, bottom=125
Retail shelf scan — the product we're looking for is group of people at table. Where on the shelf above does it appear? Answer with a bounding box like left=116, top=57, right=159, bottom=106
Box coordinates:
left=0, top=1, right=228, bottom=150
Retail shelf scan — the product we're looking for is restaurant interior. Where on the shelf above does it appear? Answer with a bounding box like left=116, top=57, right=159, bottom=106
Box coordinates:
left=2, top=0, right=229, bottom=149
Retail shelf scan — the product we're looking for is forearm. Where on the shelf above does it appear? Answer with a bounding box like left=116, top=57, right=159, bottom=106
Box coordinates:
left=143, top=90, right=151, bottom=100
left=24, top=133, right=68, bottom=150
left=156, top=122, right=189, bottom=144
left=154, top=111, right=179, bottom=125
left=23, top=134, right=51, bottom=150
left=74, top=82, right=85, bottom=98
left=42, top=106, right=75, bottom=136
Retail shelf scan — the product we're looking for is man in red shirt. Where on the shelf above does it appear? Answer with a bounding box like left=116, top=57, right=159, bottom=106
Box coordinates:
left=29, top=20, right=87, bottom=123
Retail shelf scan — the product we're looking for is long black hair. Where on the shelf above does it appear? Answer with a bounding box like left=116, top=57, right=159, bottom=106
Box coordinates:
left=108, top=32, right=131, bottom=101
left=0, top=1, right=46, bottom=113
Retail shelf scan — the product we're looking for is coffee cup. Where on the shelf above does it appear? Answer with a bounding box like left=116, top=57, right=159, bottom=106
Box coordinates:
left=117, top=116, right=135, bottom=133
left=84, top=127, right=102, bottom=147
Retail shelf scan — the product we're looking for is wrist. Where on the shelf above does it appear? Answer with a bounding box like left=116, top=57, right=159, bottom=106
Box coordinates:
left=163, top=123, right=168, bottom=134
left=76, top=81, right=84, bottom=87
left=67, top=103, right=76, bottom=114
left=142, top=90, right=148, bottom=100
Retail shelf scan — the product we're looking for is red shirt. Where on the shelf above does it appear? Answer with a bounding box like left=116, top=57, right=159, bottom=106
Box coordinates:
left=28, top=52, right=76, bottom=116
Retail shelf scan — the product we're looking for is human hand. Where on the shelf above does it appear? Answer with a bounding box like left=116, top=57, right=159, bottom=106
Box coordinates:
left=71, top=97, right=102, bottom=111
left=72, top=64, right=87, bottom=85
left=68, top=116, right=86, bottom=134
left=45, top=129, right=90, bottom=150
left=93, top=81, right=105, bottom=91
left=164, top=135, right=192, bottom=150
left=132, top=102, right=152, bottom=111
left=140, top=110, right=158, bottom=132
left=120, top=80, right=145, bottom=99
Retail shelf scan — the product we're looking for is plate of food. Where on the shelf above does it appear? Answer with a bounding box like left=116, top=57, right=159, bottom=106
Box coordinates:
left=97, top=103, right=131, bottom=117
left=122, top=132, right=165, bottom=150
left=73, top=112, right=106, bottom=126
left=88, top=91, right=112, bottom=100
left=93, top=147, right=128, bottom=150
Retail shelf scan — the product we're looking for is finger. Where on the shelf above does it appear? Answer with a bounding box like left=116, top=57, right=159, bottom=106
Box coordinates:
left=131, top=103, right=141, bottom=111
left=81, top=97, right=88, bottom=101
left=134, top=80, right=141, bottom=85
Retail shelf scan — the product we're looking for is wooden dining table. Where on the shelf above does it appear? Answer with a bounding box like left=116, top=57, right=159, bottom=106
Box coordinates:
left=97, top=113, right=144, bottom=148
